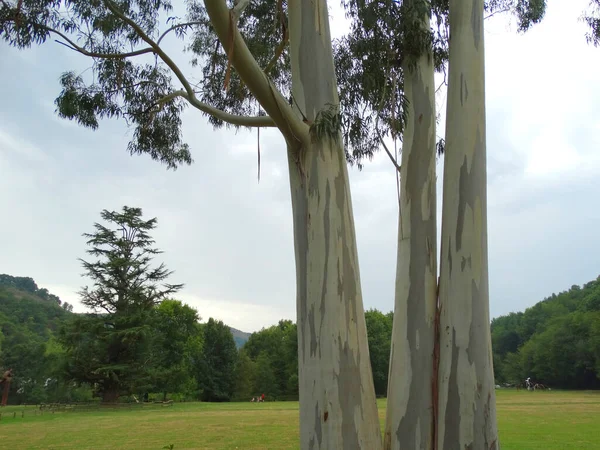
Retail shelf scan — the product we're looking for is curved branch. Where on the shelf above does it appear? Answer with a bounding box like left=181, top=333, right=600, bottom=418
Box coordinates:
left=484, top=6, right=511, bottom=20
left=158, top=90, right=276, bottom=127
left=156, top=21, right=204, bottom=45
left=232, top=0, right=251, bottom=20
left=377, top=128, right=401, bottom=172
left=263, top=30, right=288, bottom=74
left=34, top=23, right=155, bottom=59
left=102, top=0, right=275, bottom=128
left=375, top=68, right=401, bottom=172
left=203, top=0, right=308, bottom=146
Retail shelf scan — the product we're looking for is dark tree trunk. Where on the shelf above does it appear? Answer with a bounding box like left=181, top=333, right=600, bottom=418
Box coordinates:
left=102, top=386, right=119, bottom=403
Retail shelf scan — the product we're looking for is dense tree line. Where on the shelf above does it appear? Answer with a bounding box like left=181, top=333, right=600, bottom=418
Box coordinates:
left=2, top=261, right=599, bottom=406
left=1, top=205, right=599, bottom=408
left=492, top=277, right=600, bottom=389
left=0, top=207, right=241, bottom=405
left=0, top=276, right=240, bottom=404
left=0, top=277, right=80, bottom=404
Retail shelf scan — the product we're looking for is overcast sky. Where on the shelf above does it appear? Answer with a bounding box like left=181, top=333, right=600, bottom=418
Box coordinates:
left=1, top=1, right=599, bottom=333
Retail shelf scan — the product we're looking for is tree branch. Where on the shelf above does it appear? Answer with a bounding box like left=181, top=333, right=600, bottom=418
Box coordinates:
left=32, top=23, right=155, bottom=59
left=203, top=0, right=308, bottom=146
left=263, top=30, right=288, bottom=74
left=374, top=67, right=401, bottom=172
left=156, top=21, right=205, bottom=46
left=376, top=127, right=401, bottom=173
left=484, top=6, right=511, bottom=20
left=232, top=0, right=251, bottom=21
left=157, top=90, right=276, bottom=127
left=102, top=0, right=275, bottom=128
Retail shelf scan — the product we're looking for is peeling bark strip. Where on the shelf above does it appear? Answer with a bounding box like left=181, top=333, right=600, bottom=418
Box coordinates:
left=384, top=6, right=438, bottom=447
left=437, top=0, right=499, bottom=448
left=287, top=1, right=382, bottom=449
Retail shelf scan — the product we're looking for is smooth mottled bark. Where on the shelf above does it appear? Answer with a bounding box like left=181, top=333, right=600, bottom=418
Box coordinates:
left=384, top=12, right=438, bottom=449
left=437, top=0, right=498, bottom=448
left=286, top=1, right=382, bottom=448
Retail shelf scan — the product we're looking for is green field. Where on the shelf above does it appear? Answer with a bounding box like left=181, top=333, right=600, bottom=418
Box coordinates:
left=0, top=390, right=598, bottom=449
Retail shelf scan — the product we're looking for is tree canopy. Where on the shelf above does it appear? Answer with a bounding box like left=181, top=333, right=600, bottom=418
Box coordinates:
left=59, top=206, right=183, bottom=402
left=492, top=276, right=600, bottom=389
left=3, top=268, right=600, bottom=406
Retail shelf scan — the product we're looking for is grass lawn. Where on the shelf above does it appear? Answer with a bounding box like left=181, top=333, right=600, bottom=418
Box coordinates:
left=0, top=390, right=598, bottom=449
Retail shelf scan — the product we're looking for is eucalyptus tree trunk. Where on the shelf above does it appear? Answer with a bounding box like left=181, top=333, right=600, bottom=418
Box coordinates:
left=384, top=11, right=438, bottom=450
left=437, top=0, right=499, bottom=448
left=286, top=1, right=382, bottom=448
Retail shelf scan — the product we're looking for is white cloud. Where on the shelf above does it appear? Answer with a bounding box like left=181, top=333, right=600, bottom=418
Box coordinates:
left=0, top=128, right=49, bottom=165
left=178, top=293, right=294, bottom=332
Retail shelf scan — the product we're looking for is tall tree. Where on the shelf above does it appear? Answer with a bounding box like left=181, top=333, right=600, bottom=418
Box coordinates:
left=253, top=350, right=277, bottom=398
left=364, top=309, right=393, bottom=398
left=435, top=2, right=546, bottom=447
left=151, top=299, right=200, bottom=401
left=339, top=1, right=547, bottom=447
left=243, top=319, right=298, bottom=398
left=0, top=2, right=380, bottom=444
left=233, top=347, right=255, bottom=400
left=59, top=206, right=182, bottom=402
left=436, top=0, right=496, bottom=446
left=198, top=317, right=237, bottom=402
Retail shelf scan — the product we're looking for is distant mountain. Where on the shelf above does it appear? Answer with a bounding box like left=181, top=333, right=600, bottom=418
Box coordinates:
left=229, top=326, right=251, bottom=348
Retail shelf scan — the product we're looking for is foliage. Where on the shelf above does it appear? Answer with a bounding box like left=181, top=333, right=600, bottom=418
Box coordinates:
left=186, top=0, right=291, bottom=127
left=58, top=206, right=183, bottom=402
left=79, top=206, right=182, bottom=314
left=232, top=348, right=255, bottom=400
left=0, top=0, right=548, bottom=172
left=0, top=274, right=62, bottom=305
left=3, top=268, right=600, bottom=405
left=0, top=0, right=293, bottom=169
left=582, top=0, right=600, bottom=46
left=198, top=318, right=237, bottom=402
left=240, top=319, right=297, bottom=400
left=492, top=275, right=600, bottom=389
left=148, top=299, right=202, bottom=400
left=0, top=280, right=75, bottom=403
left=364, top=309, right=393, bottom=397
left=336, top=0, right=548, bottom=167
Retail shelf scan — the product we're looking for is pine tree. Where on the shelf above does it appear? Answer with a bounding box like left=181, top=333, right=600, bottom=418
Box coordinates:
left=59, top=206, right=182, bottom=402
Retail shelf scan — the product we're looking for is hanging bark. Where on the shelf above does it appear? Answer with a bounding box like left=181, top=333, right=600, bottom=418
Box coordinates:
left=285, top=1, right=383, bottom=448
left=437, top=0, right=499, bottom=448
left=384, top=8, right=438, bottom=449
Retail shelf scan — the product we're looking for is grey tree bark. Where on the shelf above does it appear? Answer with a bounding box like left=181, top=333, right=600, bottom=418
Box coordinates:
left=285, top=1, right=383, bottom=448
left=436, top=0, right=499, bottom=448
left=384, top=9, right=438, bottom=449
left=206, top=0, right=383, bottom=448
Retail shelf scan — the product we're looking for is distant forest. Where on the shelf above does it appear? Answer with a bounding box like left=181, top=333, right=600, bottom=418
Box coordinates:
left=1, top=273, right=599, bottom=405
